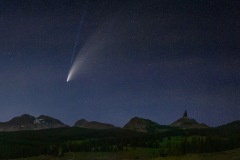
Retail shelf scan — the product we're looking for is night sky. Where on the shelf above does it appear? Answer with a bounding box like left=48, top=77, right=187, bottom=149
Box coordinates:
left=0, top=0, right=239, bottom=127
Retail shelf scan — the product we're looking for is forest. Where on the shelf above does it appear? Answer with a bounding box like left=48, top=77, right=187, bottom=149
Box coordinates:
left=0, top=127, right=240, bottom=159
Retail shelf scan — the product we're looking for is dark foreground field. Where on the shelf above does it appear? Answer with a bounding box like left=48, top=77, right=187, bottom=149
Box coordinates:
left=1, top=126, right=239, bottom=159
left=15, top=147, right=240, bottom=160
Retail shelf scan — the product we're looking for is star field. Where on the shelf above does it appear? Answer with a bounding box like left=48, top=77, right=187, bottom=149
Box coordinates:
left=0, top=0, right=239, bottom=127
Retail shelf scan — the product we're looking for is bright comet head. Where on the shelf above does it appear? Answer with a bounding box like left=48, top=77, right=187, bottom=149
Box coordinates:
left=66, top=74, right=70, bottom=82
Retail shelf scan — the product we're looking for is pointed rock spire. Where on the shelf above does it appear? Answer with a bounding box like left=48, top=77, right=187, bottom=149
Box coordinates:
left=183, top=110, right=188, bottom=118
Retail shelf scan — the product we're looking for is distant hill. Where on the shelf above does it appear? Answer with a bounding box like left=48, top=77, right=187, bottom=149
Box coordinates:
left=0, top=114, right=68, bottom=131
left=170, top=111, right=209, bottom=129
left=74, top=119, right=116, bottom=129
left=123, top=117, right=170, bottom=133
left=217, top=120, right=240, bottom=130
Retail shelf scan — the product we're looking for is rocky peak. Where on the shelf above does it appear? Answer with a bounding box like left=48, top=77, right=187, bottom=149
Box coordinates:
left=183, top=110, right=188, bottom=118
left=0, top=114, right=68, bottom=131
left=36, top=115, right=65, bottom=125
left=6, top=114, right=35, bottom=125
left=171, top=111, right=208, bottom=129
left=123, top=117, right=168, bottom=133
left=74, top=119, right=88, bottom=126
left=74, top=119, right=116, bottom=129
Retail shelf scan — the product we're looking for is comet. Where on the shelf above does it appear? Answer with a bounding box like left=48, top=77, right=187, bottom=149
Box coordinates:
left=67, top=1, right=89, bottom=82
left=67, top=15, right=125, bottom=82
left=66, top=34, right=106, bottom=82
left=67, top=53, right=86, bottom=82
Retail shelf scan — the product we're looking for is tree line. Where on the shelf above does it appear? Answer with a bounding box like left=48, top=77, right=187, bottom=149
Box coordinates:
left=0, top=127, right=239, bottom=159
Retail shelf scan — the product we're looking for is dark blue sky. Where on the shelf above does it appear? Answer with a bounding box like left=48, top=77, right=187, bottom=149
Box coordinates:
left=0, top=0, right=239, bottom=127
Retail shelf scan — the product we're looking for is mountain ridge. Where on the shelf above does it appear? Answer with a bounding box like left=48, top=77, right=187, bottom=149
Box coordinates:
left=123, top=117, right=171, bottom=132
left=216, top=120, right=240, bottom=130
left=0, top=114, right=68, bottom=131
left=0, top=112, right=238, bottom=132
left=74, top=119, right=117, bottom=129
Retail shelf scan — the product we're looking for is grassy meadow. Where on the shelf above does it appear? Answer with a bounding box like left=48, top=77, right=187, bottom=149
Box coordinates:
left=15, top=147, right=240, bottom=160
